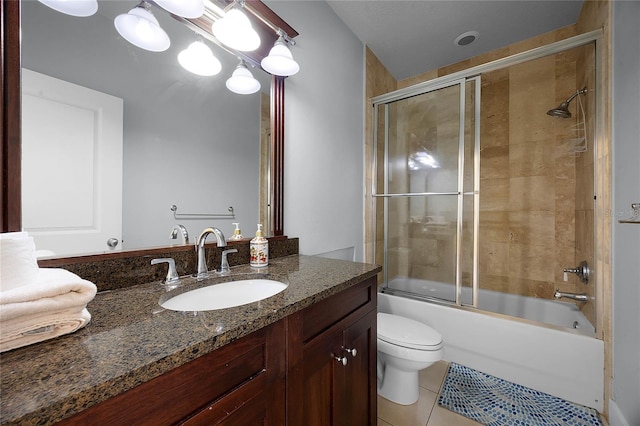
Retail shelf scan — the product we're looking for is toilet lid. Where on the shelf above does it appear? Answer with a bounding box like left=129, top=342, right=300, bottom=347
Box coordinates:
left=377, top=313, right=443, bottom=350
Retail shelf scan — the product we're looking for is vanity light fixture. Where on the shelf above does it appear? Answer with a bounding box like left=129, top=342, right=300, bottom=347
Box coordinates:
left=37, top=0, right=98, bottom=17
left=261, top=35, right=299, bottom=77
left=154, top=0, right=204, bottom=19
left=178, top=39, right=222, bottom=76
left=211, top=2, right=261, bottom=52
left=226, top=60, right=261, bottom=94
left=114, top=1, right=170, bottom=52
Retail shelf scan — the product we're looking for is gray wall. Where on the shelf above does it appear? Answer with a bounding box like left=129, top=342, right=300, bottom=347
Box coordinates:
left=22, top=1, right=268, bottom=250
left=267, top=1, right=365, bottom=260
left=611, top=2, right=640, bottom=425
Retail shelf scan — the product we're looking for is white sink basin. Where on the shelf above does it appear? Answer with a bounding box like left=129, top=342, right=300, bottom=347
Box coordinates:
left=160, top=279, right=287, bottom=311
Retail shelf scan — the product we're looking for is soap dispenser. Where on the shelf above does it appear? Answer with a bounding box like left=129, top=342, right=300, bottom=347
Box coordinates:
left=250, top=224, right=268, bottom=267
left=229, top=223, right=244, bottom=241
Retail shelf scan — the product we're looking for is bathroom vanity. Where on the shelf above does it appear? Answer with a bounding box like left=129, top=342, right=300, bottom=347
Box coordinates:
left=0, top=255, right=380, bottom=425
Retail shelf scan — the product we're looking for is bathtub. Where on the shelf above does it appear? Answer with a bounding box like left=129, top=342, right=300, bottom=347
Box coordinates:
left=378, top=282, right=605, bottom=411
left=387, top=277, right=596, bottom=334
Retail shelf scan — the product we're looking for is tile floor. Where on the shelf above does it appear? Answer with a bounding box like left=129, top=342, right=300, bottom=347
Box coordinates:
left=377, top=361, right=609, bottom=426
left=377, top=361, right=482, bottom=426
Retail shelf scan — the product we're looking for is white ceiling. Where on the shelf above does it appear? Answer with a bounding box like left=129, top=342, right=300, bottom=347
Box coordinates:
left=326, top=0, right=583, bottom=80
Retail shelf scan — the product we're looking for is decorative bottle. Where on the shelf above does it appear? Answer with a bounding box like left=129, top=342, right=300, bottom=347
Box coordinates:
left=250, top=224, right=268, bottom=267
left=229, top=223, right=244, bottom=241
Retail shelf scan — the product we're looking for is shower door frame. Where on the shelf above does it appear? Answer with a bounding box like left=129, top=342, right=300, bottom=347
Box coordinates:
left=373, top=77, right=480, bottom=307
left=371, top=29, right=604, bottom=314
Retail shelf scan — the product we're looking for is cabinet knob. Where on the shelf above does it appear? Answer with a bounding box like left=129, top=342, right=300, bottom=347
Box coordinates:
left=334, top=355, right=348, bottom=366
left=342, top=346, right=357, bottom=357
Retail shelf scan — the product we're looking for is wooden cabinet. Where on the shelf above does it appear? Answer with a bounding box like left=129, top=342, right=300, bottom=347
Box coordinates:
left=287, top=276, right=377, bottom=426
left=57, top=319, right=286, bottom=426
left=56, top=276, right=377, bottom=426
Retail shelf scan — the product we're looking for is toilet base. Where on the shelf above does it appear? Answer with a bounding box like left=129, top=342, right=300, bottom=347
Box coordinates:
left=377, top=364, right=420, bottom=405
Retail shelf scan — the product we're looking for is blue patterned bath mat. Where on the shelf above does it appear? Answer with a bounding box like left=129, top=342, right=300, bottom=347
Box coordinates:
left=438, top=363, right=602, bottom=426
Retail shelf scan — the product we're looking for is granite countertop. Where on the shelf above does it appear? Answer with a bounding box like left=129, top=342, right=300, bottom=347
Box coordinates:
left=0, top=255, right=381, bottom=425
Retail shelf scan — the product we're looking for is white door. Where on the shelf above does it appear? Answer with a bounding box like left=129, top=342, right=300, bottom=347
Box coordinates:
left=21, top=69, right=123, bottom=256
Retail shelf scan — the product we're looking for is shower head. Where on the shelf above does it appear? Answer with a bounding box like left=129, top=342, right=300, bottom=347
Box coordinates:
left=547, top=87, right=588, bottom=118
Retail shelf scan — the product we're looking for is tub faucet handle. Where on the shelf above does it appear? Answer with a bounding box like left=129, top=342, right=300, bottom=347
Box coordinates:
left=562, top=260, right=590, bottom=284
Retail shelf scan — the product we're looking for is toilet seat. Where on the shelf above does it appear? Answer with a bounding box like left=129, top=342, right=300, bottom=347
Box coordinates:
left=377, top=313, right=443, bottom=350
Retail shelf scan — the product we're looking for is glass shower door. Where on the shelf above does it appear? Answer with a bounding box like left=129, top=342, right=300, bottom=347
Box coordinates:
left=374, top=78, right=478, bottom=305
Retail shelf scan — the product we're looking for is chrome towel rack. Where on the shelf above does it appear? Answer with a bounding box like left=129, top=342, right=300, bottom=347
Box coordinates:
left=619, top=203, right=640, bottom=224
left=170, top=205, right=235, bottom=220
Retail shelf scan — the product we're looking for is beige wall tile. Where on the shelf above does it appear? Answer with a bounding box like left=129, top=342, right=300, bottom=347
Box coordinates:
left=478, top=241, right=510, bottom=276
left=509, top=175, right=556, bottom=211
left=508, top=243, right=556, bottom=282
left=480, top=145, right=510, bottom=179
left=509, top=210, right=556, bottom=246
left=481, top=178, right=510, bottom=211
left=509, top=140, right=555, bottom=178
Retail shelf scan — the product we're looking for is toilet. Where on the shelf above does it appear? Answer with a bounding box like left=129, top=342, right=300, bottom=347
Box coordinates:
left=377, top=312, right=443, bottom=405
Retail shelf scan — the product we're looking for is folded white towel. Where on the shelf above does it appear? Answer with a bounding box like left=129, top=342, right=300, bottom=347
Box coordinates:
left=0, top=308, right=91, bottom=352
left=0, top=232, right=39, bottom=292
left=0, top=268, right=97, bottom=352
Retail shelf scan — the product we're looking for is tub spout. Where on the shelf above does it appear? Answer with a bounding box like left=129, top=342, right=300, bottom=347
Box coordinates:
left=554, top=289, right=588, bottom=302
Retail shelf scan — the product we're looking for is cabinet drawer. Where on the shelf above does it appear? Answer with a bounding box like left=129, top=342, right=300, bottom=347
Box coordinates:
left=181, top=373, right=268, bottom=425
left=302, top=276, right=376, bottom=342
left=58, top=323, right=278, bottom=425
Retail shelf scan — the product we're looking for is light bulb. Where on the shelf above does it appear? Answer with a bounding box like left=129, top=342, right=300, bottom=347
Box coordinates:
left=226, top=61, right=261, bottom=94
left=178, top=41, right=222, bottom=76
left=154, top=0, right=204, bottom=19
left=114, top=3, right=170, bottom=52
left=211, top=8, right=260, bottom=52
left=261, top=38, right=299, bottom=76
left=37, top=0, right=98, bottom=17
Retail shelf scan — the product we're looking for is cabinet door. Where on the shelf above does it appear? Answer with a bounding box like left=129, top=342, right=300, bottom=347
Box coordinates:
left=343, top=310, right=377, bottom=426
left=301, top=329, right=345, bottom=426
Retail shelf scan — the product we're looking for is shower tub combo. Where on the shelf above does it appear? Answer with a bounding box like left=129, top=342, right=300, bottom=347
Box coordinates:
left=371, top=31, right=604, bottom=413
left=379, top=278, right=604, bottom=411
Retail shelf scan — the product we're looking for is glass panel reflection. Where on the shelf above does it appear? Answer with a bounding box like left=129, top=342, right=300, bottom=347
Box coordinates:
left=385, top=195, right=458, bottom=302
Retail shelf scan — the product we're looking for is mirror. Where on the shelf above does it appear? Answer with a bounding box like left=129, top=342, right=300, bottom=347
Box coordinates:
left=16, top=0, right=283, bottom=256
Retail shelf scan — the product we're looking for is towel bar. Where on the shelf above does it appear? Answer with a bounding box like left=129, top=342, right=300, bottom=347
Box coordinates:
left=170, top=205, right=235, bottom=220
left=619, top=203, right=640, bottom=224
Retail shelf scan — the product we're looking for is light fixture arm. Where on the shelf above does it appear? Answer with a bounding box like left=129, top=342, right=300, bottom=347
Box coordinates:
left=276, top=28, right=296, bottom=46
left=137, top=0, right=152, bottom=12
left=223, top=0, right=243, bottom=13
left=236, top=2, right=296, bottom=45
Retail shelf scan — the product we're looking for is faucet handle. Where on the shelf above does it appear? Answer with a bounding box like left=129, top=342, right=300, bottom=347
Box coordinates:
left=151, top=258, right=180, bottom=285
left=220, top=249, right=238, bottom=274
left=562, top=260, right=590, bottom=284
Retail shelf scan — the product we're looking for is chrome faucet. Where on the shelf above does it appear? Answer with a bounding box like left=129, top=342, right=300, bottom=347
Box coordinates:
left=195, top=227, right=227, bottom=279
left=554, top=289, right=588, bottom=302
left=170, top=224, right=189, bottom=244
